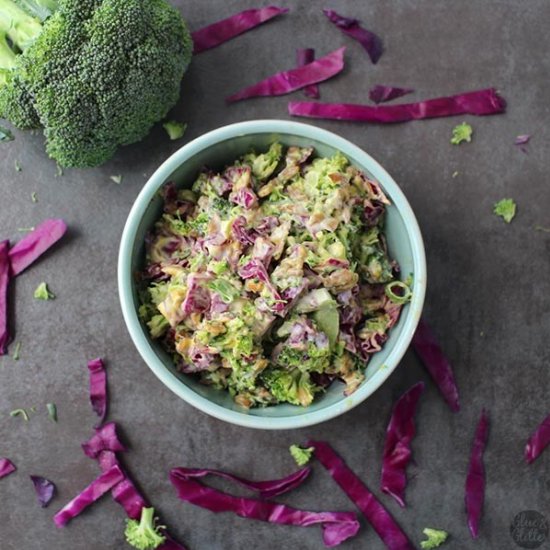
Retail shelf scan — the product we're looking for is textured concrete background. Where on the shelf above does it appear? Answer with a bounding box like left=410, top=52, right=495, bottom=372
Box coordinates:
left=1, top=1, right=549, bottom=549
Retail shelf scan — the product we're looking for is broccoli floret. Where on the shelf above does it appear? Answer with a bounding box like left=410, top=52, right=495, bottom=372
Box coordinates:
left=289, top=444, right=314, bottom=466
left=263, top=369, right=319, bottom=407
left=125, top=507, right=166, bottom=550
left=420, top=528, right=449, bottom=549
left=0, top=0, right=193, bottom=167
left=163, top=119, right=187, bottom=141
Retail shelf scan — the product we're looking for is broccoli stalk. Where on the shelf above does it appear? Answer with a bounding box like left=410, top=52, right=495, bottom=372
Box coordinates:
left=0, top=31, right=16, bottom=85
left=0, top=0, right=43, bottom=51
left=14, top=0, right=57, bottom=21
left=125, top=507, right=166, bottom=550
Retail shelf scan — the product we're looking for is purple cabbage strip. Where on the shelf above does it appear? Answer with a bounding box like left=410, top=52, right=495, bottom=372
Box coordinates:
left=8, top=219, right=67, bottom=277
left=98, top=450, right=148, bottom=520
left=524, top=413, right=550, bottom=464
left=0, top=240, right=10, bottom=355
left=322, top=9, right=383, bottom=64
left=296, top=48, right=320, bottom=99
left=288, top=88, right=506, bottom=123
left=53, top=465, right=125, bottom=527
left=411, top=318, right=460, bottom=412
left=515, top=134, right=530, bottom=146
left=227, top=47, right=345, bottom=103
left=369, top=85, right=414, bottom=104
left=88, top=358, right=107, bottom=426
left=307, top=440, right=414, bottom=550
left=171, top=466, right=311, bottom=500
left=82, top=422, right=126, bottom=459
left=170, top=467, right=360, bottom=547
left=381, top=382, right=425, bottom=508
left=465, top=409, right=490, bottom=539
left=30, top=475, right=56, bottom=508
left=192, top=6, right=289, bottom=54
left=0, top=457, right=16, bottom=479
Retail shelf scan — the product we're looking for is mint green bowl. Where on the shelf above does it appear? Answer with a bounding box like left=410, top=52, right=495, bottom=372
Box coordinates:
left=118, top=120, right=426, bottom=429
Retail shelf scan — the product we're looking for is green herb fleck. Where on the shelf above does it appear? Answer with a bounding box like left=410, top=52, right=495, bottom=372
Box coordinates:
left=17, top=227, right=35, bottom=233
left=13, top=342, right=21, bottom=361
left=451, top=171, right=459, bottom=178
left=420, top=527, right=449, bottom=549
left=493, top=198, right=516, bottom=223
left=15, top=160, right=22, bottom=172
left=34, top=282, right=55, bottom=301
left=163, top=120, right=187, bottom=141
left=0, top=125, right=14, bottom=142
left=31, top=192, right=38, bottom=203
left=10, top=408, right=29, bottom=421
left=46, top=403, right=57, bottom=422
left=450, top=122, right=473, bottom=145
left=289, top=444, right=315, bottom=466
left=110, top=174, right=123, bottom=184
left=30, top=406, right=36, bottom=413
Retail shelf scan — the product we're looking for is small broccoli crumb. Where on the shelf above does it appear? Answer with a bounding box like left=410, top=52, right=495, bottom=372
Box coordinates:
left=493, top=198, right=516, bottom=223
left=0, top=125, right=14, bottom=142
left=15, top=160, right=22, bottom=172
left=163, top=120, right=188, bottom=141
left=110, top=175, right=123, bottom=185
left=31, top=192, right=37, bottom=203
left=420, top=527, right=449, bottom=549
left=55, top=164, right=63, bottom=177
left=10, top=408, right=29, bottom=421
left=46, top=403, right=57, bottom=422
left=289, top=444, right=315, bottom=466
left=535, top=224, right=550, bottom=233
left=34, top=282, right=55, bottom=300
left=125, top=507, right=166, bottom=550
left=17, top=227, right=34, bottom=232
left=451, top=171, right=459, bottom=178
left=12, top=341, right=21, bottom=360
left=450, top=122, right=472, bottom=145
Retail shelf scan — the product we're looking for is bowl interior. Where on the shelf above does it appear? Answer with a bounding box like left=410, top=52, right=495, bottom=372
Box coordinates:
left=123, top=124, right=424, bottom=425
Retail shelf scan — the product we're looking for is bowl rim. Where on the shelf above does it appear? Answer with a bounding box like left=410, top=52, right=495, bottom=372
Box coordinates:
left=118, top=119, right=426, bottom=430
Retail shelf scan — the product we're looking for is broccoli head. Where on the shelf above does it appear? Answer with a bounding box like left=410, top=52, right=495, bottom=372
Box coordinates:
left=263, top=368, right=319, bottom=407
left=0, top=0, right=193, bottom=167
left=125, top=507, right=166, bottom=550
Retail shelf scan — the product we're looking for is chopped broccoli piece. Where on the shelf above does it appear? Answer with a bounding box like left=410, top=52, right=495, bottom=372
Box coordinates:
left=420, top=527, right=449, bottom=549
left=263, top=369, right=319, bottom=407
left=10, top=408, right=29, bottom=421
left=146, top=314, right=169, bottom=339
left=125, top=507, right=166, bottom=550
left=244, top=142, right=282, bottom=180
left=208, top=279, right=240, bottom=304
left=31, top=191, right=37, bottom=202
left=0, top=0, right=193, bottom=167
left=450, top=122, right=472, bottom=145
left=0, top=123, right=13, bottom=141
left=46, top=402, right=57, bottom=422
left=163, top=120, right=187, bottom=141
left=110, top=175, right=122, bottom=185
left=34, top=281, right=54, bottom=300
left=289, top=444, right=314, bottom=466
left=12, top=341, right=21, bottom=360
left=493, top=198, right=516, bottom=223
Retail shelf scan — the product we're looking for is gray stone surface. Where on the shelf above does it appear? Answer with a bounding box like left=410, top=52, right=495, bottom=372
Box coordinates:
left=1, top=1, right=549, bottom=548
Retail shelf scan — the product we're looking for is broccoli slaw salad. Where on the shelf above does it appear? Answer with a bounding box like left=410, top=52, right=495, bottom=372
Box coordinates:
left=138, top=143, right=413, bottom=409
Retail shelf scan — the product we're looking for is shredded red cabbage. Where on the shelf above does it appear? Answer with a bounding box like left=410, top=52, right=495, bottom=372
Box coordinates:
left=170, top=467, right=360, bottom=547
left=192, top=6, right=289, bottom=54
left=227, top=47, right=345, bottom=103
left=369, top=85, right=414, bottom=104
left=381, top=382, right=425, bottom=508
left=307, top=441, right=414, bottom=550
left=0, top=457, right=16, bottom=479
left=515, top=134, right=530, bottom=146
left=97, top=450, right=148, bottom=520
left=0, top=240, right=10, bottom=355
left=53, top=464, right=125, bottom=527
left=465, top=409, right=490, bottom=539
left=411, top=318, right=460, bottom=412
left=296, top=48, right=320, bottom=99
left=524, top=413, right=550, bottom=464
left=8, top=219, right=67, bottom=276
left=88, top=358, right=107, bottom=426
left=288, top=88, right=506, bottom=123
left=82, top=422, right=126, bottom=459
left=30, top=475, right=56, bottom=507
left=322, top=9, right=383, bottom=64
